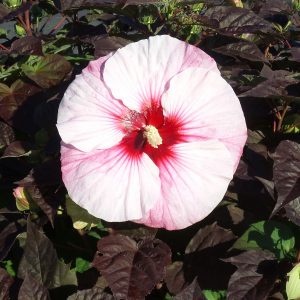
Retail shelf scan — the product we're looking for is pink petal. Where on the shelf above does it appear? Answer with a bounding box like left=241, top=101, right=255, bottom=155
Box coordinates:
left=57, top=63, right=127, bottom=152
left=136, top=141, right=234, bottom=230
left=161, top=67, right=247, bottom=171
left=61, top=143, right=161, bottom=221
left=103, top=35, right=219, bottom=112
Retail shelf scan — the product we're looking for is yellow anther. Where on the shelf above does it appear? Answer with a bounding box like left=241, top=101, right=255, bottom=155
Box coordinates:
left=143, top=125, right=162, bottom=148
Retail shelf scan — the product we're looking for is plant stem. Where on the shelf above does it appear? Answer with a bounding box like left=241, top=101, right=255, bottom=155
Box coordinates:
left=277, top=101, right=289, bottom=132
left=23, top=0, right=32, bottom=36
left=0, top=44, right=9, bottom=51
left=49, top=16, right=67, bottom=34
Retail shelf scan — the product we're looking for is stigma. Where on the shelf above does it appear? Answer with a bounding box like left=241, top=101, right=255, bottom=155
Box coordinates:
left=143, top=125, right=163, bottom=148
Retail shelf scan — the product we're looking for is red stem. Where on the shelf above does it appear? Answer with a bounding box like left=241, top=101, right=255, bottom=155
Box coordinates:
left=49, top=16, right=67, bottom=34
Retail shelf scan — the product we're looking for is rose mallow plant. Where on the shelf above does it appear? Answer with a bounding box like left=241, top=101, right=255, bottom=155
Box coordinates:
left=57, top=35, right=247, bottom=230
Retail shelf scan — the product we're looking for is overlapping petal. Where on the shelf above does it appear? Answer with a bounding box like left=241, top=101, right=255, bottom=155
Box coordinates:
left=61, top=143, right=161, bottom=221
left=57, top=62, right=126, bottom=152
left=137, top=140, right=234, bottom=230
left=103, top=35, right=219, bottom=112
left=161, top=67, right=247, bottom=171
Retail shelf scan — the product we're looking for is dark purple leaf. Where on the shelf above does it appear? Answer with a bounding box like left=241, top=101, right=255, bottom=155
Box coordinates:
left=15, top=159, right=62, bottom=224
left=16, top=172, right=57, bottom=224
left=22, top=54, right=72, bottom=89
left=112, top=225, right=158, bottom=241
left=185, top=222, right=236, bottom=254
left=290, top=48, right=300, bottom=62
left=67, top=288, right=115, bottom=300
left=260, top=65, right=291, bottom=80
left=125, top=0, right=165, bottom=5
left=227, top=268, right=275, bottom=300
left=285, top=198, right=300, bottom=226
left=0, top=80, right=41, bottom=123
left=0, top=221, right=19, bottom=261
left=239, top=75, right=298, bottom=98
left=11, top=36, right=43, bottom=56
left=214, top=41, right=267, bottom=62
left=272, top=141, right=300, bottom=215
left=0, top=4, right=10, bottom=20
left=2, top=141, right=31, bottom=158
left=0, top=267, right=14, bottom=300
left=18, top=273, right=50, bottom=300
left=259, top=0, right=293, bottom=18
left=224, top=250, right=277, bottom=300
left=0, top=121, right=15, bottom=148
left=223, top=250, right=275, bottom=269
left=165, top=261, right=186, bottom=295
left=60, top=0, right=122, bottom=11
left=93, top=234, right=171, bottom=300
left=18, top=218, right=57, bottom=287
left=18, top=218, right=77, bottom=289
left=0, top=2, right=31, bottom=23
left=94, top=36, right=131, bottom=58
left=173, top=278, right=205, bottom=300
left=204, top=6, right=273, bottom=35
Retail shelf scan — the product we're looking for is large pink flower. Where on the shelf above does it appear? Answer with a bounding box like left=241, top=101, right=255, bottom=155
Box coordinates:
left=57, top=35, right=247, bottom=230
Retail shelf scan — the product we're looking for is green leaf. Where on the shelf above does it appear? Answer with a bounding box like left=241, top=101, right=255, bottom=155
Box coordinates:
left=15, top=23, right=26, bottom=37
left=2, top=260, right=16, bottom=277
left=286, top=263, right=300, bottom=300
left=232, top=220, right=295, bottom=259
left=66, top=195, right=100, bottom=228
left=21, top=54, right=72, bottom=89
left=203, top=290, right=226, bottom=300
left=0, top=28, right=7, bottom=38
left=75, top=257, right=91, bottom=274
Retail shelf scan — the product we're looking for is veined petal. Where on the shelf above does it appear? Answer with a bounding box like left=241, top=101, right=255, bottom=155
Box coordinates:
left=103, top=35, right=219, bottom=112
left=57, top=62, right=126, bottom=152
left=161, top=67, right=247, bottom=171
left=136, top=140, right=234, bottom=230
left=61, top=143, right=161, bottom=221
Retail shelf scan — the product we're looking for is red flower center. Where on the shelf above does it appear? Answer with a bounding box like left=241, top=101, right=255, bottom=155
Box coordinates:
left=121, top=105, right=184, bottom=164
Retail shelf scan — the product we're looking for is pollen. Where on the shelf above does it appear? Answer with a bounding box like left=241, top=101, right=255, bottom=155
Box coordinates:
left=143, top=125, right=163, bottom=148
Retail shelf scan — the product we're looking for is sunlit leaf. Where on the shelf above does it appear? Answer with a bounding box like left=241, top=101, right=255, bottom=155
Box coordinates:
left=66, top=195, right=100, bottom=227
left=232, top=221, right=295, bottom=259
left=203, top=290, right=226, bottom=300
left=286, top=263, right=300, bottom=300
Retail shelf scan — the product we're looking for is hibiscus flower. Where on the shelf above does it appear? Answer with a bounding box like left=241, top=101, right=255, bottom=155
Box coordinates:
left=57, top=35, right=247, bottom=230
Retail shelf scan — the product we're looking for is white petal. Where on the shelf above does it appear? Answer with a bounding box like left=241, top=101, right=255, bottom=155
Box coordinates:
left=161, top=67, right=247, bottom=170
left=61, top=143, right=161, bottom=221
left=137, top=140, right=234, bottom=230
left=103, top=35, right=219, bottom=112
left=57, top=65, right=126, bottom=152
